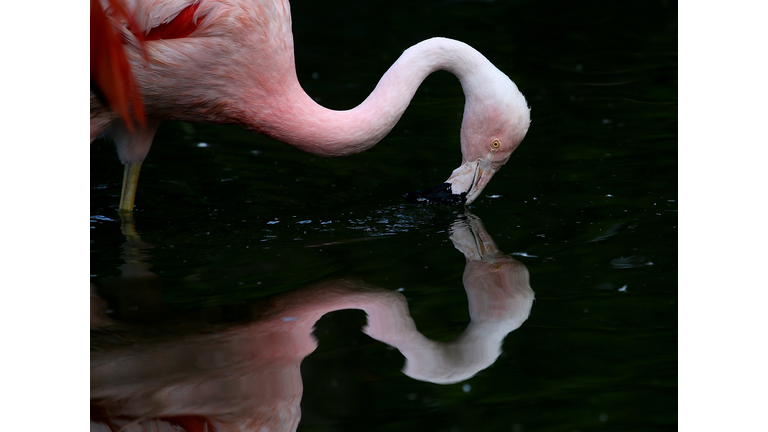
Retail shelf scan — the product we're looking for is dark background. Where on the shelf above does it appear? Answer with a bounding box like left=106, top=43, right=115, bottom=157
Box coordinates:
left=91, top=0, right=677, bottom=430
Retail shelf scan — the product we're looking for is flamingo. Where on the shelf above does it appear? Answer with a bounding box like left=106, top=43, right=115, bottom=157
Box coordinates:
left=91, top=0, right=531, bottom=211
left=91, top=212, right=533, bottom=431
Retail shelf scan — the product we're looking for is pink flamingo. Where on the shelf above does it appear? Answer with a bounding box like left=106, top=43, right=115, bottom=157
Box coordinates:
left=91, top=213, right=534, bottom=431
left=91, top=0, right=531, bottom=211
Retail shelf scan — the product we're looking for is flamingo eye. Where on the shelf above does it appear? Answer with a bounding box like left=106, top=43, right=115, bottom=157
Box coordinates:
left=491, top=139, right=500, bottom=149
left=493, top=264, right=503, bottom=270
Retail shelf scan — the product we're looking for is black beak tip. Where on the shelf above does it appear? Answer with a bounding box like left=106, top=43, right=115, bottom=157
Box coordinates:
left=403, top=183, right=468, bottom=206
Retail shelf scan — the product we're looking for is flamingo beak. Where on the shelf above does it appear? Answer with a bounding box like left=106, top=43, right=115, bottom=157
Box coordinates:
left=403, top=158, right=497, bottom=206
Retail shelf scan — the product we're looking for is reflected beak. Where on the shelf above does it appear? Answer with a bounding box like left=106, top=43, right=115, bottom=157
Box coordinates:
left=449, top=212, right=501, bottom=261
left=404, top=158, right=497, bottom=206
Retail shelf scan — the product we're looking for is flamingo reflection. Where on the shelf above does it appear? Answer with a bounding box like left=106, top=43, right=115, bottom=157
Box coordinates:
left=91, top=212, right=534, bottom=431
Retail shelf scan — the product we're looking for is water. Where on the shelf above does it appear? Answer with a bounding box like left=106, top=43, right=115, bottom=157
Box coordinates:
left=91, top=0, right=677, bottom=430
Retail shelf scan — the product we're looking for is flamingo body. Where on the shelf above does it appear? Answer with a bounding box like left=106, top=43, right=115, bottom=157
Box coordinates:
left=91, top=0, right=531, bottom=209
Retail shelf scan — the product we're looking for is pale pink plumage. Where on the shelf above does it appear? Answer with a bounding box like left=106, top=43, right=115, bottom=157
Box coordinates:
left=90, top=214, right=533, bottom=430
left=91, top=0, right=531, bottom=210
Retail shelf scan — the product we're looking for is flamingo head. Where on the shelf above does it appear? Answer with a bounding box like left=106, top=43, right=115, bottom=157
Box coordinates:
left=404, top=70, right=530, bottom=206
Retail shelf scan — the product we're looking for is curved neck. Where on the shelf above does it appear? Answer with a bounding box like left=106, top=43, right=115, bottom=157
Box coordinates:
left=250, top=38, right=494, bottom=157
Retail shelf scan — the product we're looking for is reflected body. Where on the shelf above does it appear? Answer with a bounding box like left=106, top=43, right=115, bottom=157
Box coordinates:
left=90, top=0, right=530, bottom=210
left=91, top=213, right=533, bottom=431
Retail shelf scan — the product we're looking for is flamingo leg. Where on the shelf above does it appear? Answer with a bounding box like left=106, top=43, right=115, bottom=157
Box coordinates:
left=120, top=163, right=142, bottom=212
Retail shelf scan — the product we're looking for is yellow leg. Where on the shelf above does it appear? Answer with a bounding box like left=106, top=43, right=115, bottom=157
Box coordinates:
left=119, top=163, right=142, bottom=212
left=119, top=210, right=139, bottom=239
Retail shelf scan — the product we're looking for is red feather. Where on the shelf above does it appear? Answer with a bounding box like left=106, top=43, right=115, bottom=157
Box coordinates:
left=90, top=0, right=146, bottom=132
left=163, top=415, right=216, bottom=432
left=145, top=3, right=203, bottom=41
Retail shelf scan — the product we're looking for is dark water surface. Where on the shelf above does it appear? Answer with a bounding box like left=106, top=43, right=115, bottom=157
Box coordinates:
left=91, top=0, right=677, bottom=431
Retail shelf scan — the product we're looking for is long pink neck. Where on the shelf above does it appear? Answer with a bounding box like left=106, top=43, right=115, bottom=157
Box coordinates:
left=245, top=38, right=493, bottom=157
